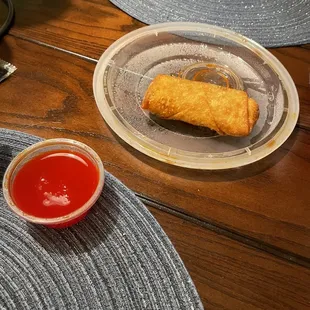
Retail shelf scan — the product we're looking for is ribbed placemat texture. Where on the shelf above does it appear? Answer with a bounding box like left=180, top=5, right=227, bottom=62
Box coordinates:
left=0, top=128, right=203, bottom=310
left=110, top=0, right=310, bottom=47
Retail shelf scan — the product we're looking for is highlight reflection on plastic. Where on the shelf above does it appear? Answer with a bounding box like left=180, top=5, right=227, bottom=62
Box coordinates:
left=12, top=151, right=99, bottom=218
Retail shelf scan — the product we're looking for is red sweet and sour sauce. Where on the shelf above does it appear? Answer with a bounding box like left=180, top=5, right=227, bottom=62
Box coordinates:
left=12, top=150, right=99, bottom=219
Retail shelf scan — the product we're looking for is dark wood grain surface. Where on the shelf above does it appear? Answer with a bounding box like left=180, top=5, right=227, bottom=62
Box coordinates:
left=1, top=36, right=309, bottom=260
left=5, top=0, right=143, bottom=59
left=1, top=0, right=310, bottom=309
left=150, top=207, right=310, bottom=310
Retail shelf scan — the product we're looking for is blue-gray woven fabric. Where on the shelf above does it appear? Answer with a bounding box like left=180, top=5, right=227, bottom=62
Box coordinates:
left=0, top=128, right=203, bottom=310
left=109, top=0, right=310, bottom=47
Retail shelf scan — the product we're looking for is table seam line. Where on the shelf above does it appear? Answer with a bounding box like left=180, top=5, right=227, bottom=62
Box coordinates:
left=138, top=194, right=310, bottom=269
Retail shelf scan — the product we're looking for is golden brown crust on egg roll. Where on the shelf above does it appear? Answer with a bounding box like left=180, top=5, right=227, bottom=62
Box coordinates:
left=142, top=75, right=259, bottom=136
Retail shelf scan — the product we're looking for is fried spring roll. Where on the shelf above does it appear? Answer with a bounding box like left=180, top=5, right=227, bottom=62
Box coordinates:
left=142, top=75, right=259, bottom=136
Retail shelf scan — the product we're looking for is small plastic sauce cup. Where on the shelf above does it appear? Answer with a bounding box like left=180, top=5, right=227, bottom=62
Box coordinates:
left=2, top=139, right=104, bottom=228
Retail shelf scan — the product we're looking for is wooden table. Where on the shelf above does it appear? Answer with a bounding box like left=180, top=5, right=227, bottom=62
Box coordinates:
left=1, top=1, right=309, bottom=309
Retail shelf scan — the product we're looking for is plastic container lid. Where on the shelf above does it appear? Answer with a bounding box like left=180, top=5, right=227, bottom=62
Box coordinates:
left=93, top=22, right=299, bottom=169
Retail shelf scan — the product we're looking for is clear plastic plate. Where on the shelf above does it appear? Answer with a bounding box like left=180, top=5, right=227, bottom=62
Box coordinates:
left=93, top=22, right=299, bottom=169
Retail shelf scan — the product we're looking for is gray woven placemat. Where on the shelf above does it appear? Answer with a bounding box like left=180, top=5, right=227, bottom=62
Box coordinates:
left=0, top=128, right=203, bottom=310
left=110, top=0, right=310, bottom=47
